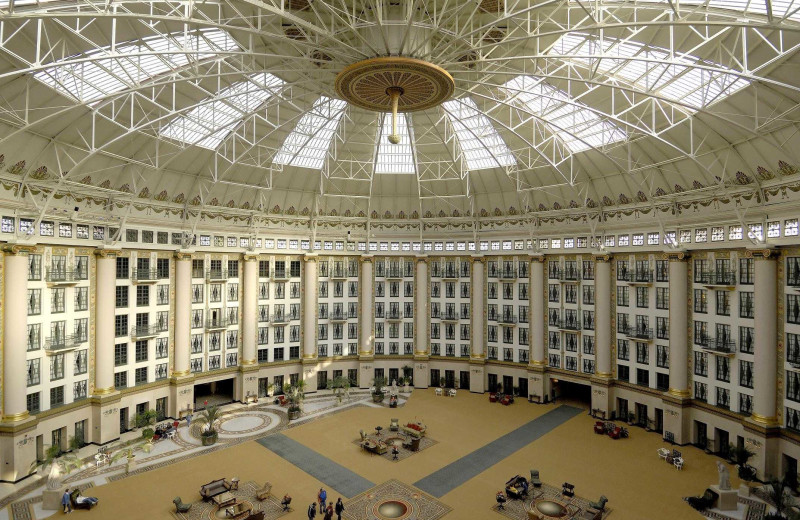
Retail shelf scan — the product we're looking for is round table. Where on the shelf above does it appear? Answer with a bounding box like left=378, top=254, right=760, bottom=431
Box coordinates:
left=375, top=426, right=383, bottom=436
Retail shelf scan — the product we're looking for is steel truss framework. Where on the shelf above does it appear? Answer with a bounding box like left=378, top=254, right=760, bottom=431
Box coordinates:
left=0, top=0, right=796, bottom=237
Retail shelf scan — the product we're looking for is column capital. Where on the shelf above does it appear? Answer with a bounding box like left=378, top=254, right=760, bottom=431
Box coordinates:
left=662, top=250, right=690, bottom=261
left=415, top=255, right=428, bottom=263
left=243, top=253, right=259, bottom=262
left=592, top=253, right=613, bottom=263
left=173, top=251, right=193, bottom=261
left=302, top=254, right=318, bottom=263
left=1, top=244, right=35, bottom=256
left=470, top=255, right=486, bottom=264
left=359, top=254, right=374, bottom=263
left=745, top=248, right=778, bottom=260
left=528, top=254, right=545, bottom=263
left=93, top=248, right=121, bottom=259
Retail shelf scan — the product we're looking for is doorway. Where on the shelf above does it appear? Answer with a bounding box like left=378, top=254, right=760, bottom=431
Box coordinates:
left=502, top=375, right=514, bottom=395
left=389, top=368, right=400, bottom=385
left=459, top=370, right=470, bottom=390
left=445, top=370, right=456, bottom=388
left=517, top=377, right=528, bottom=399
left=635, top=403, right=648, bottom=428
left=654, top=408, right=664, bottom=433
left=552, top=380, right=591, bottom=408
left=119, top=407, right=129, bottom=434
left=695, top=421, right=708, bottom=449
left=194, top=378, right=234, bottom=409
left=488, top=373, right=498, bottom=392
left=715, top=427, right=730, bottom=456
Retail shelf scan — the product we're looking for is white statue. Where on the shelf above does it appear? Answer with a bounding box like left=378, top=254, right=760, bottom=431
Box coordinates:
left=716, top=461, right=731, bottom=490
left=390, top=379, right=399, bottom=397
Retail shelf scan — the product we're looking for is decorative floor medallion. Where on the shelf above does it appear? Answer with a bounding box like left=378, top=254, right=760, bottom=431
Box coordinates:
left=343, top=480, right=450, bottom=520
left=491, top=483, right=613, bottom=520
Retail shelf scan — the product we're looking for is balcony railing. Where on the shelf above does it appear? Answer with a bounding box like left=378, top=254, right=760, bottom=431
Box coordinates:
left=271, top=314, right=289, bottom=324
left=206, top=269, right=228, bottom=281
left=130, top=324, right=159, bottom=339
left=386, top=311, right=403, bottom=321
left=441, top=268, right=459, bottom=279
left=384, top=268, right=403, bottom=279
left=490, top=268, right=517, bottom=280
left=698, top=270, right=737, bottom=286
left=626, top=327, right=654, bottom=340
left=206, top=318, right=230, bottom=330
left=330, top=268, right=348, bottom=279
left=271, top=270, right=290, bottom=280
left=45, top=334, right=84, bottom=352
left=441, top=312, right=459, bottom=321
left=330, top=312, right=349, bottom=321
left=132, top=268, right=159, bottom=283
left=559, top=269, right=581, bottom=282
left=46, top=268, right=88, bottom=284
left=495, top=314, right=518, bottom=325
left=558, top=318, right=581, bottom=331
left=631, top=270, right=654, bottom=283
left=702, top=338, right=736, bottom=355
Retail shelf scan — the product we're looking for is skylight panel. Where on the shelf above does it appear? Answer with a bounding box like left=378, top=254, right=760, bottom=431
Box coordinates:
left=159, top=73, right=284, bottom=149
left=34, top=29, right=239, bottom=103
left=273, top=96, right=347, bottom=170
left=503, top=76, right=627, bottom=152
left=375, top=112, right=415, bottom=174
left=442, top=97, right=516, bottom=171
left=564, top=0, right=800, bottom=21
left=549, top=33, right=749, bottom=109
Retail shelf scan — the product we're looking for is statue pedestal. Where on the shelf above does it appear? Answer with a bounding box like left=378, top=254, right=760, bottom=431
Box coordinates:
left=709, top=485, right=739, bottom=511
left=42, top=488, right=66, bottom=511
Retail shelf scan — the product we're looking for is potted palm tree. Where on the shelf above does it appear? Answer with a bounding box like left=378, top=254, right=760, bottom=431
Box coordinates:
left=30, top=444, right=83, bottom=491
left=193, top=404, right=222, bottom=445
left=327, top=375, right=351, bottom=406
left=110, top=439, right=153, bottom=474
left=284, top=380, right=306, bottom=420
left=731, top=444, right=757, bottom=481
left=372, top=376, right=387, bottom=403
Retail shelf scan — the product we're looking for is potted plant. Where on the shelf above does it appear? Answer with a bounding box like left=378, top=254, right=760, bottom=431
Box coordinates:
left=765, top=476, right=790, bottom=520
left=68, top=434, right=85, bottom=452
left=131, top=409, right=157, bottom=431
left=439, top=376, right=446, bottom=388
left=284, top=380, right=306, bottom=419
left=194, top=404, right=222, bottom=446
left=402, top=365, right=413, bottom=390
left=372, top=376, right=387, bottom=403
left=627, top=412, right=636, bottom=425
left=141, top=427, right=155, bottom=443
left=327, top=375, right=351, bottom=406
left=266, top=382, right=275, bottom=397
left=731, top=444, right=757, bottom=481
left=110, top=440, right=152, bottom=474
left=29, top=444, right=83, bottom=491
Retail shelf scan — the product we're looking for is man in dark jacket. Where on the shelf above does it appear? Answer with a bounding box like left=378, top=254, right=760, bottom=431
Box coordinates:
left=334, top=498, right=345, bottom=520
left=308, top=502, right=317, bottom=519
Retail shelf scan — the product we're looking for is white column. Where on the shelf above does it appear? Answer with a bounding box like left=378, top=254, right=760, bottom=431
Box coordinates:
left=241, top=254, right=258, bottom=365
left=667, top=253, right=690, bottom=397
left=594, top=255, right=612, bottom=378
left=360, top=256, right=374, bottom=355
left=530, top=256, right=545, bottom=366
left=415, top=256, right=428, bottom=356
left=93, top=250, right=119, bottom=395
left=302, top=256, right=318, bottom=359
left=173, top=252, right=192, bottom=377
left=2, top=246, right=33, bottom=421
left=471, top=256, right=485, bottom=359
left=752, top=249, right=778, bottom=425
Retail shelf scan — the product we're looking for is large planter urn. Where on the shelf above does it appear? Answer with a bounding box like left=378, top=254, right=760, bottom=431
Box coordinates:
left=201, top=431, right=218, bottom=446
left=287, top=408, right=302, bottom=420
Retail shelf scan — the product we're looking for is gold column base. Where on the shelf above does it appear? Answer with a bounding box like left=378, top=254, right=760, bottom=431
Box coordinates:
left=171, top=370, right=191, bottom=378
left=595, top=371, right=613, bottom=378
left=302, top=353, right=317, bottom=360
left=667, top=388, right=691, bottom=398
left=94, top=386, right=117, bottom=396
left=1, top=410, right=30, bottom=422
left=750, top=412, right=779, bottom=427
left=241, top=359, right=257, bottom=366
left=529, top=360, right=546, bottom=367
left=471, top=352, right=485, bottom=359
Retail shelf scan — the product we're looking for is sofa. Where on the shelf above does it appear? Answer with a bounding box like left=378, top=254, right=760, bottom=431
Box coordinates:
left=224, top=502, right=252, bottom=520
left=687, top=488, right=719, bottom=511
left=70, top=489, right=98, bottom=510
left=200, top=478, right=231, bottom=500
left=400, top=422, right=427, bottom=438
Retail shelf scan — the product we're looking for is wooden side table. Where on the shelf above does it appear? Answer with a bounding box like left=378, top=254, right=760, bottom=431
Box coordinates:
left=229, top=478, right=240, bottom=491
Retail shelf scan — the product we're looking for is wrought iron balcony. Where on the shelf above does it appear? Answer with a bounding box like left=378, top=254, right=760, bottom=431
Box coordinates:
left=497, top=314, right=518, bottom=326
left=271, top=270, right=290, bottom=280
left=698, top=270, right=737, bottom=287
left=131, top=268, right=159, bottom=283
left=330, top=312, right=349, bottom=322
left=46, top=268, right=87, bottom=284
left=45, top=333, right=84, bottom=353
left=558, top=268, right=580, bottom=282
left=206, top=269, right=228, bottom=281
left=702, top=338, right=736, bottom=356
left=271, top=314, right=289, bottom=324
left=441, top=311, right=459, bottom=322
left=130, top=324, right=159, bottom=339
left=330, top=268, right=347, bottom=279
left=205, top=318, right=230, bottom=330
left=626, top=327, right=654, bottom=340
left=558, top=318, right=581, bottom=331
left=384, top=268, right=403, bottom=279
left=386, top=311, right=403, bottom=321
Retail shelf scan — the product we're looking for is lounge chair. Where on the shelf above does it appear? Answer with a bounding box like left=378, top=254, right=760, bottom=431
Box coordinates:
left=390, top=418, right=399, bottom=431
left=588, top=495, right=608, bottom=511
left=687, top=488, right=718, bottom=511
left=256, top=482, right=272, bottom=500
left=173, top=497, right=191, bottom=513
left=530, top=470, right=542, bottom=487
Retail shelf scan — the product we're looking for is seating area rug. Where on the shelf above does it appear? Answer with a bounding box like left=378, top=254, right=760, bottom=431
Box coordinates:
left=683, top=494, right=768, bottom=520
left=491, top=482, right=612, bottom=519
left=341, top=479, right=451, bottom=520
left=351, top=432, right=437, bottom=462
left=171, top=480, right=290, bottom=520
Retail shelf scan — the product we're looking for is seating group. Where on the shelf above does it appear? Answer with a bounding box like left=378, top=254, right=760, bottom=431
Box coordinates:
left=489, top=392, right=514, bottom=405
left=171, top=478, right=270, bottom=520
left=593, top=421, right=628, bottom=439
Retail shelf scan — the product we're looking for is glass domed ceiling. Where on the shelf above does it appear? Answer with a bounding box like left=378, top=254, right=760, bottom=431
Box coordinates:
left=0, top=0, right=798, bottom=223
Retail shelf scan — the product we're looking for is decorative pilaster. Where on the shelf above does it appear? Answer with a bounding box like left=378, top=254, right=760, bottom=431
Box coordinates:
left=302, top=255, right=318, bottom=359
left=359, top=255, right=374, bottom=357
left=93, top=248, right=121, bottom=397
left=594, top=254, right=613, bottom=378
left=241, top=254, right=258, bottom=366
left=470, top=255, right=485, bottom=360
left=2, top=245, right=36, bottom=422
left=172, top=252, right=192, bottom=378
left=414, top=256, right=429, bottom=357
left=529, top=255, right=546, bottom=367
left=750, top=249, right=779, bottom=426
left=666, top=251, right=690, bottom=398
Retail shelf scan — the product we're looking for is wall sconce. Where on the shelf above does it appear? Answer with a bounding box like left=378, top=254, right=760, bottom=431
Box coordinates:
left=746, top=438, right=763, bottom=449
left=179, top=388, right=192, bottom=395
left=246, top=375, right=258, bottom=382
left=102, top=407, right=119, bottom=416
left=17, top=434, right=32, bottom=447
left=304, top=367, right=315, bottom=376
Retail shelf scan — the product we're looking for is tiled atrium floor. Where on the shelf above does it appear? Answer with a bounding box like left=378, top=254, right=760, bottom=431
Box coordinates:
left=0, top=390, right=776, bottom=519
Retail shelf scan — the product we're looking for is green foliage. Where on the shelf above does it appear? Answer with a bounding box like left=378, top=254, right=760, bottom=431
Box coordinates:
left=730, top=443, right=756, bottom=466
left=283, top=380, right=307, bottom=407
left=193, top=405, right=222, bottom=434
left=109, top=439, right=152, bottom=465
left=141, top=428, right=155, bottom=441
left=327, top=375, right=351, bottom=402
left=373, top=376, right=387, bottom=396
left=132, top=409, right=157, bottom=429
left=68, top=434, right=84, bottom=452
left=767, top=477, right=789, bottom=518
left=29, top=444, right=82, bottom=480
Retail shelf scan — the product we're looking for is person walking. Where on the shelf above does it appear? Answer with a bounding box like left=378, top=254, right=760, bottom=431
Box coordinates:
left=307, top=502, right=317, bottom=519
left=324, top=503, right=334, bottom=520
left=334, top=498, right=345, bottom=520
left=318, top=488, right=327, bottom=514
left=61, top=488, right=72, bottom=514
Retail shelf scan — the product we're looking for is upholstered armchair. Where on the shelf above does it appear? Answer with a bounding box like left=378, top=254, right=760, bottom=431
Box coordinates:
left=360, top=429, right=367, bottom=442
left=256, top=482, right=273, bottom=501
left=589, top=495, right=608, bottom=511
left=173, top=497, right=191, bottom=513
left=390, top=418, right=399, bottom=431
left=530, top=470, right=542, bottom=487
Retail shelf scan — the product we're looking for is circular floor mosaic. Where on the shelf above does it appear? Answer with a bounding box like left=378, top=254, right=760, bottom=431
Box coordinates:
left=373, top=499, right=412, bottom=519
left=218, top=415, right=266, bottom=433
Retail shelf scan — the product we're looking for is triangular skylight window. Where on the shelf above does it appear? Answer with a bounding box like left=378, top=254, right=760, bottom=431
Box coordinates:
left=504, top=76, right=627, bottom=152
left=273, top=96, right=347, bottom=170
left=442, top=97, right=516, bottom=171
left=549, top=33, right=749, bottom=110
left=375, top=112, right=416, bottom=174
left=159, top=73, right=284, bottom=149
left=565, top=0, right=800, bottom=21
left=34, top=29, right=239, bottom=103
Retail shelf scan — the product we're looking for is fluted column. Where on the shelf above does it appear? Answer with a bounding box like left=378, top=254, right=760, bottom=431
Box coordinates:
left=414, top=256, right=428, bottom=356
left=2, top=245, right=35, bottom=421
left=752, top=249, right=778, bottom=426
left=530, top=255, right=546, bottom=366
left=93, top=249, right=120, bottom=395
left=173, top=252, right=192, bottom=377
left=241, top=254, right=258, bottom=366
left=302, top=255, right=318, bottom=360
left=471, top=256, right=485, bottom=359
left=359, top=256, right=374, bottom=356
left=594, top=254, right=613, bottom=378
left=667, top=252, right=690, bottom=397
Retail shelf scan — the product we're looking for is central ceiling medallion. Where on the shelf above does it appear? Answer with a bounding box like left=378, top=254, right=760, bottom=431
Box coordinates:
left=335, top=56, right=455, bottom=144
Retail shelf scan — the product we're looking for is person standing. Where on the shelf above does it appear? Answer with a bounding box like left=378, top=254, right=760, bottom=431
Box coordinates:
left=307, top=502, right=317, bottom=519
left=62, top=488, right=72, bottom=514
left=318, top=488, right=327, bottom=513
left=186, top=413, right=192, bottom=428
left=334, top=498, right=345, bottom=520
left=324, top=503, right=334, bottom=520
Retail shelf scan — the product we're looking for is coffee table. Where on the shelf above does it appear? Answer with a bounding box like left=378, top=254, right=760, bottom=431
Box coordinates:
left=212, top=491, right=236, bottom=507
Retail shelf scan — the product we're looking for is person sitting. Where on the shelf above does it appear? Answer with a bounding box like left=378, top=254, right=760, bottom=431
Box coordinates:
left=75, top=494, right=98, bottom=506
left=505, top=485, right=523, bottom=500
left=281, top=494, right=292, bottom=511
left=496, top=491, right=507, bottom=510
left=519, top=478, right=529, bottom=496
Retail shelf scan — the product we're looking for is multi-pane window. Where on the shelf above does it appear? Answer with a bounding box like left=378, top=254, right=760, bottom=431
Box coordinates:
left=655, top=287, right=669, bottom=310
left=114, top=315, right=128, bottom=337
left=135, top=340, right=148, bottom=362
left=51, top=288, right=65, bottom=313
left=635, top=287, right=648, bottom=308
left=740, top=258, right=754, bottom=285
left=617, top=340, right=629, bottom=360
left=74, top=318, right=88, bottom=342
left=716, top=357, right=730, bottom=382
left=115, top=343, right=128, bottom=366
left=116, top=257, right=129, bottom=279
left=716, top=387, right=730, bottom=409
left=656, top=317, right=669, bottom=340
left=50, top=353, right=65, bottom=380
left=616, top=286, right=629, bottom=306
left=549, top=284, right=560, bottom=303
left=655, top=260, right=668, bottom=282
left=73, top=380, right=87, bottom=400
left=116, top=286, right=129, bottom=307
left=789, top=333, right=800, bottom=364
left=27, top=289, right=41, bottom=315
left=27, top=324, right=40, bottom=351
left=135, top=367, right=148, bottom=385
left=115, top=371, right=127, bottom=389
left=788, top=371, right=800, bottom=402
left=656, top=345, right=669, bottom=368
left=136, top=285, right=150, bottom=306
left=715, top=291, right=729, bottom=316
left=26, top=359, right=40, bottom=386
left=695, top=381, right=707, bottom=401
left=740, top=360, right=754, bottom=388
left=693, top=321, right=708, bottom=345
left=739, top=292, right=754, bottom=319
left=789, top=295, right=800, bottom=324
left=636, top=343, right=649, bottom=364
left=50, top=386, right=64, bottom=407
left=583, top=285, right=594, bottom=305
left=75, top=287, right=89, bottom=311
left=694, top=351, right=708, bottom=376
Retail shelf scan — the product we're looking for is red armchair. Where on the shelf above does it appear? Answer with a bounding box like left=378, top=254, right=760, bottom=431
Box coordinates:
left=489, top=393, right=498, bottom=403
left=608, top=427, right=622, bottom=439
left=501, top=395, right=513, bottom=406
left=593, top=421, right=605, bottom=435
